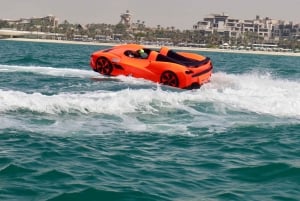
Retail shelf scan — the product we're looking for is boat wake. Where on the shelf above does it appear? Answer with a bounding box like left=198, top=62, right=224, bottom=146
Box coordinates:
left=0, top=65, right=299, bottom=135
left=201, top=71, right=300, bottom=118
left=0, top=64, right=97, bottom=78
left=0, top=65, right=299, bottom=119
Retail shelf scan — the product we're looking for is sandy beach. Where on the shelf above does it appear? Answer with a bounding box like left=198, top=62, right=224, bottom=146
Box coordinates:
left=3, top=37, right=300, bottom=57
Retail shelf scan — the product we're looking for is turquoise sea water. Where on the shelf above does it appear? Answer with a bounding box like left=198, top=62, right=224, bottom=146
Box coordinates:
left=0, top=40, right=299, bottom=201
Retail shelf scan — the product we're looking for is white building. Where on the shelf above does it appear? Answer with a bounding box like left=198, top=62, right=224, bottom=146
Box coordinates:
left=193, top=14, right=296, bottom=41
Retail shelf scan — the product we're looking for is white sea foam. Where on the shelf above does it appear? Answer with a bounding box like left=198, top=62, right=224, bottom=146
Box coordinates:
left=0, top=64, right=97, bottom=78
left=0, top=67, right=299, bottom=119
left=200, top=72, right=300, bottom=118
left=1, top=70, right=299, bottom=136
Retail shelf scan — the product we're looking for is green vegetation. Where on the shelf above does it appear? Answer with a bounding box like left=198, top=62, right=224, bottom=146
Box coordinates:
left=1, top=17, right=299, bottom=50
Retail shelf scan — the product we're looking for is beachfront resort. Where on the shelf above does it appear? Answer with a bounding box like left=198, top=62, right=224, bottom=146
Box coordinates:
left=0, top=10, right=300, bottom=53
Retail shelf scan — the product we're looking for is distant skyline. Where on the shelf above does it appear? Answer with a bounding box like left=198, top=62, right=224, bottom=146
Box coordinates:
left=1, top=0, right=300, bottom=29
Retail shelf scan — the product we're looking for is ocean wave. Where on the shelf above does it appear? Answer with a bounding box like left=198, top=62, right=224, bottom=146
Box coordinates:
left=4, top=55, right=52, bottom=66
left=34, top=169, right=74, bottom=181
left=0, top=163, right=35, bottom=177
left=47, top=187, right=166, bottom=201
left=227, top=162, right=300, bottom=182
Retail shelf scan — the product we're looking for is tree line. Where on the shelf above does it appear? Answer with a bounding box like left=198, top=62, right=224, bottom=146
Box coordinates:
left=1, top=19, right=299, bottom=50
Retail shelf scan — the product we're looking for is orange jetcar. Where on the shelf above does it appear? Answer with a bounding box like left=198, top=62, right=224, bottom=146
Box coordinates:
left=90, top=44, right=213, bottom=89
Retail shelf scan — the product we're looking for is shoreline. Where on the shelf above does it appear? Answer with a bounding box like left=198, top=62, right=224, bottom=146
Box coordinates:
left=2, top=38, right=300, bottom=57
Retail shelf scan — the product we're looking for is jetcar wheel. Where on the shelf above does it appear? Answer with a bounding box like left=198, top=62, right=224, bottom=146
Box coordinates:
left=160, top=71, right=179, bottom=87
left=96, top=57, right=113, bottom=75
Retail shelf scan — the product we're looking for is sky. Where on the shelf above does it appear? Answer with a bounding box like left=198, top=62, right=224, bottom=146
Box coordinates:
left=1, top=0, right=300, bottom=30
